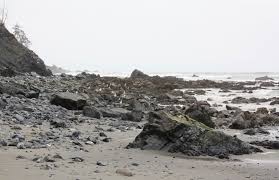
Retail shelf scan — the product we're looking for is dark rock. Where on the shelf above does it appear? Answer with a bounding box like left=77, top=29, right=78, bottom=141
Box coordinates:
left=99, top=132, right=107, bottom=137
left=226, top=105, right=241, bottom=111
left=128, top=111, right=261, bottom=158
left=0, top=25, right=52, bottom=76
left=0, top=68, right=17, bottom=77
left=71, top=157, right=84, bottom=162
left=83, top=106, right=102, bottom=119
left=96, top=161, right=107, bottom=166
left=185, top=103, right=215, bottom=128
left=50, top=92, right=88, bottom=110
left=50, top=119, right=69, bottom=128
left=229, top=111, right=257, bottom=129
left=130, top=69, right=149, bottom=79
left=25, top=91, right=40, bottom=99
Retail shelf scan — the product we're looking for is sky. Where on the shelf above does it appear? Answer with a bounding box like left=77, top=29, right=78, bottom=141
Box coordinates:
left=2, top=0, right=279, bottom=72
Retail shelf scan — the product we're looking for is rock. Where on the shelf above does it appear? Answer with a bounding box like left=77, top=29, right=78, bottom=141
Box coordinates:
left=96, top=161, right=107, bottom=166
left=255, top=76, right=274, bottom=81
left=0, top=99, right=7, bottom=109
left=102, top=138, right=112, bottom=143
left=127, top=99, right=152, bottom=112
left=72, top=131, right=81, bottom=139
left=99, top=132, right=107, bottom=137
left=116, top=169, right=134, bottom=177
left=0, top=25, right=52, bottom=76
left=260, top=82, right=275, bottom=87
left=185, top=103, right=215, bottom=128
left=100, top=107, right=130, bottom=119
left=229, top=111, right=257, bottom=129
left=14, top=114, right=25, bottom=122
left=25, top=91, right=40, bottom=99
left=50, top=92, right=88, bottom=110
left=130, top=69, right=149, bottom=79
left=121, top=111, right=144, bottom=122
left=0, top=68, right=17, bottom=77
left=270, top=100, right=279, bottom=105
left=128, top=111, right=261, bottom=158
left=256, top=107, right=269, bottom=114
left=226, top=105, right=241, bottom=111
left=43, top=156, right=56, bottom=163
left=83, top=106, right=102, bottom=119
left=250, top=140, right=279, bottom=149
left=243, top=128, right=270, bottom=136
left=230, top=111, right=279, bottom=129
left=17, top=142, right=26, bottom=149
left=50, top=119, right=69, bottom=128
left=71, top=157, right=84, bottom=162
left=231, top=97, right=249, bottom=104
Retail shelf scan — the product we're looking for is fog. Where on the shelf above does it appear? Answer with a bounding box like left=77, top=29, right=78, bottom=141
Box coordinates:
left=3, top=0, right=279, bottom=72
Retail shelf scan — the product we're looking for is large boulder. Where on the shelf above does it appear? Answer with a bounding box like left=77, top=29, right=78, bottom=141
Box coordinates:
left=128, top=111, right=261, bottom=158
left=50, top=92, right=88, bottom=110
left=0, top=25, right=52, bottom=76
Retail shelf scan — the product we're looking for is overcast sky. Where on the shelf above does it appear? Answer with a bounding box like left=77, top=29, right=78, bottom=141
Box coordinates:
left=3, top=0, right=279, bottom=72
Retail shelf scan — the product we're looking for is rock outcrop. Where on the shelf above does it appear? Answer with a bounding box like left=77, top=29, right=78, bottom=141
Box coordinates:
left=0, top=25, right=52, bottom=76
left=128, top=111, right=261, bottom=158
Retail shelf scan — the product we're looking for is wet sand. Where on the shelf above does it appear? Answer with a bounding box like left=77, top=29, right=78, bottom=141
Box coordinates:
left=0, top=128, right=278, bottom=180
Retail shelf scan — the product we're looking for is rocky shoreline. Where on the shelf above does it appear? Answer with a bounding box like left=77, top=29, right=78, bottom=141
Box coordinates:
left=0, top=69, right=278, bottom=179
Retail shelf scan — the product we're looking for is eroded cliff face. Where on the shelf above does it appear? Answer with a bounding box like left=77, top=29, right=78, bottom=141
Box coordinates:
left=0, top=25, right=52, bottom=76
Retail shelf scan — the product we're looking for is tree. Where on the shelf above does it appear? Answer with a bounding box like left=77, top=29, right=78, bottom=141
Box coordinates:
left=13, top=24, right=32, bottom=48
left=0, top=1, right=8, bottom=25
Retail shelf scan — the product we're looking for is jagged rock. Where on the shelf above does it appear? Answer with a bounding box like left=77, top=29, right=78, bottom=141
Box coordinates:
left=50, top=92, right=88, bottom=110
left=185, top=103, right=215, bottom=128
left=0, top=25, right=52, bottom=76
left=128, top=111, right=261, bottom=158
left=130, top=69, right=149, bottom=79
